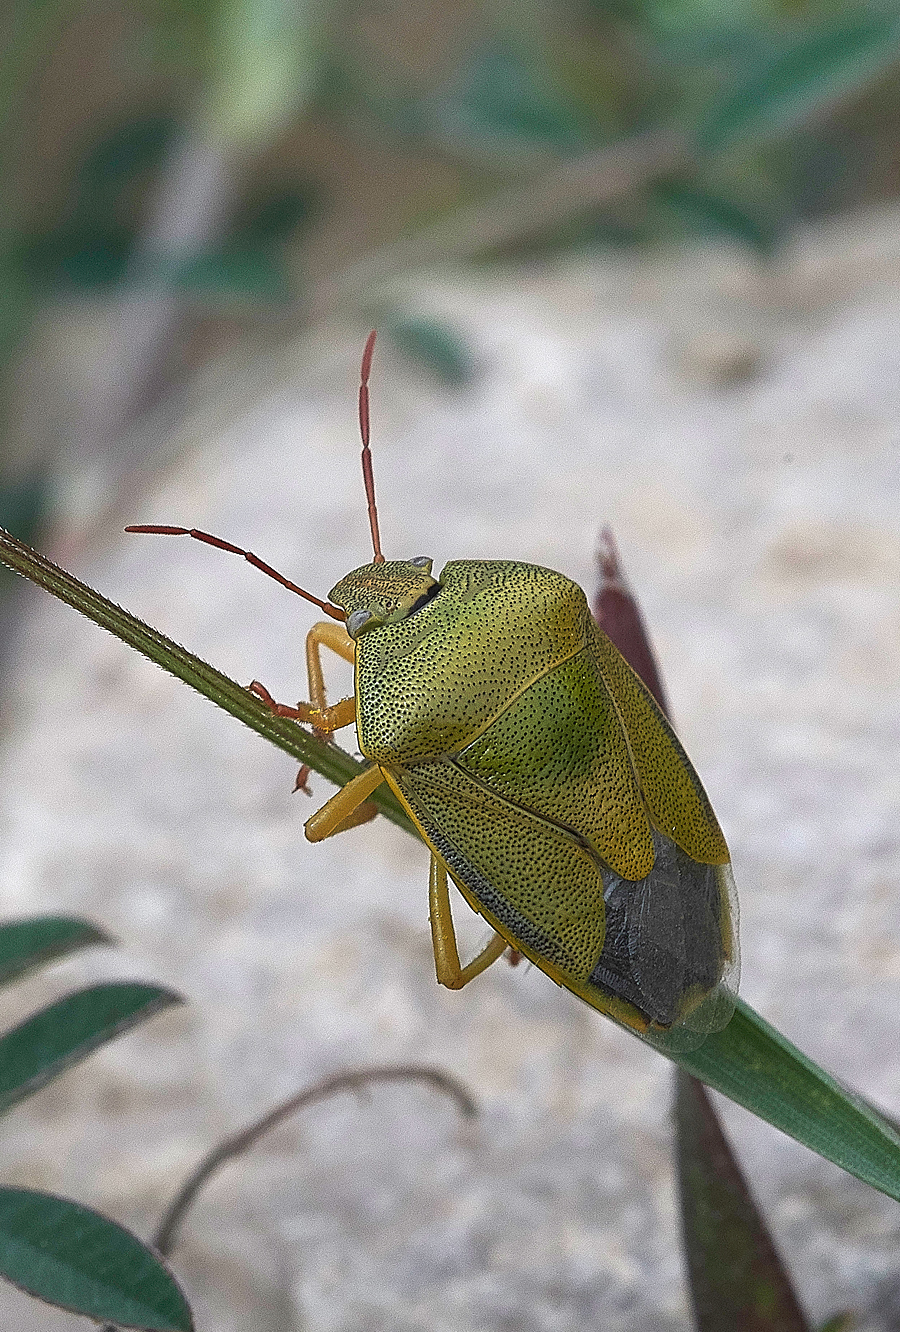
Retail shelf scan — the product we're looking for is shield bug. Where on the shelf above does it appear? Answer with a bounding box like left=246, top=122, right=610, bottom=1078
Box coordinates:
left=127, top=331, right=738, bottom=1041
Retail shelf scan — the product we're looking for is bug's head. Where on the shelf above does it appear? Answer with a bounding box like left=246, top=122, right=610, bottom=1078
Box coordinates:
left=329, top=558, right=439, bottom=639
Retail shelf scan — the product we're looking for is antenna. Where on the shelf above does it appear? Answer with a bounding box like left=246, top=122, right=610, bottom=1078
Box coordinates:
left=126, top=331, right=387, bottom=611
left=123, top=526, right=346, bottom=621
left=359, top=329, right=385, bottom=563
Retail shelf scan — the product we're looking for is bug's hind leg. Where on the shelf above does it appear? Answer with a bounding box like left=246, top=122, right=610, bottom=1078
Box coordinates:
left=429, top=856, right=509, bottom=989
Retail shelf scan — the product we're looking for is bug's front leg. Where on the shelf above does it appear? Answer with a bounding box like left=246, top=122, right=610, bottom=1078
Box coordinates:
left=248, top=678, right=356, bottom=731
left=251, top=621, right=377, bottom=829
left=249, top=620, right=357, bottom=731
left=428, top=856, right=509, bottom=989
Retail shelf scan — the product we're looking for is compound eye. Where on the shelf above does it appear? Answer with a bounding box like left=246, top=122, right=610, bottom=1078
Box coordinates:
left=409, top=555, right=432, bottom=568
left=347, top=608, right=374, bottom=637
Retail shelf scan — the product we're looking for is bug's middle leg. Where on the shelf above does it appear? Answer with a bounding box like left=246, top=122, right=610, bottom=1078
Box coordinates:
left=304, top=762, right=386, bottom=841
left=429, top=856, right=509, bottom=989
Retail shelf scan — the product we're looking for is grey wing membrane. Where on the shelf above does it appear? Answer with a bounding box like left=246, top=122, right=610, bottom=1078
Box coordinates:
left=592, top=831, right=738, bottom=1037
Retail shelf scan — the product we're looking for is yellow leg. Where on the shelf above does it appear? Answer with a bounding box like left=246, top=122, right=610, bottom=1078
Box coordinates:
left=249, top=621, right=356, bottom=732
left=306, top=621, right=355, bottom=715
left=250, top=681, right=357, bottom=733
left=305, top=763, right=385, bottom=842
left=428, top=856, right=509, bottom=989
left=250, top=623, right=380, bottom=832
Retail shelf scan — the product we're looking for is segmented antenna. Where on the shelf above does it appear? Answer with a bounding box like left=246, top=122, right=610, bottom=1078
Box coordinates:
left=122, top=526, right=346, bottom=621
left=359, top=329, right=385, bottom=564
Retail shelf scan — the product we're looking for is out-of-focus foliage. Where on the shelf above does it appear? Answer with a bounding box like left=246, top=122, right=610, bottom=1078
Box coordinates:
left=0, top=915, right=187, bottom=1327
left=7, top=0, right=900, bottom=320
left=1, top=0, right=899, bottom=497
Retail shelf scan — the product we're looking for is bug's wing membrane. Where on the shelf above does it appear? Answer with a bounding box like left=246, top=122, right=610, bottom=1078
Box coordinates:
left=392, top=761, right=608, bottom=987
left=597, top=835, right=738, bottom=1037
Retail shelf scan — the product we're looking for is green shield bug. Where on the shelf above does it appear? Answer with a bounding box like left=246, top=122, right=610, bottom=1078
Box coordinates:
left=127, top=331, right=738, bottom=1041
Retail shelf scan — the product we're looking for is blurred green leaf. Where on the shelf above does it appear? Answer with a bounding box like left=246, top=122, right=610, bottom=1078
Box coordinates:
left=699, top=15, right=900, bottom=152
left=174, top=246, right=290, bottom=299
left=235, top=186, right=318, bottom=245
left=20, top=230, right=289, bottom=299
left=205, top=0, right=326, bottom=147
left=653, top=178, right=779, bottom=253
left=0, top=917, right=109, bottom=988
left=434, top=41, right=590, bottom=157
left=386, top=317, right=475, bottom=385
left=676, top=1070, right=811, bottom=1331
left=75, top=116, right=177, bottom=209
left=0, top=472, right=48, bottom=545
left=0, top=982, right=181, bottom=1114
left=20, top=224, right=134, bottom=288
left=0, top=1188, right=192, bottom=1330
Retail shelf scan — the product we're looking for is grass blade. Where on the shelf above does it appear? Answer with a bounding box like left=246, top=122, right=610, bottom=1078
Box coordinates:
left=676, top=1070, right=811, bottom=1331
left=647, top=1000, right=900, bottom=1204
left=0, top=526, right=409, bottom=829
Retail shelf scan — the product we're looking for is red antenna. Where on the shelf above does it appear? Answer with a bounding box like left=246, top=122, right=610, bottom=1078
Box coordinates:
left=123, top=525, right=346, bottom=621
left=125, top=331, right=387, bottom=611
left=359, top=329, right=385, bottom=563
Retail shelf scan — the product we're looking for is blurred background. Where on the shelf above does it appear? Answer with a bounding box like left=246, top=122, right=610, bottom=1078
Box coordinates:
left=1, top=2, right=900, bottom=1330
left=3, top=0, right=900, bottom=550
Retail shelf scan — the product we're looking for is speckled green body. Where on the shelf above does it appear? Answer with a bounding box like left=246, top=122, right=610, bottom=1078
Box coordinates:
left=329, top=558, right=738, bottom=1033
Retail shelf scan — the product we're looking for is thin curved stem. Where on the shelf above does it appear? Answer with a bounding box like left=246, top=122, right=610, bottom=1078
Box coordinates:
left=153, top=1064, right=477, bottom=1257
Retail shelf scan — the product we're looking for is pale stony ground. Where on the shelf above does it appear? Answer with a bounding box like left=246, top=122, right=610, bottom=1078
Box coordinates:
left=0, top=205, right=899, bottom=1331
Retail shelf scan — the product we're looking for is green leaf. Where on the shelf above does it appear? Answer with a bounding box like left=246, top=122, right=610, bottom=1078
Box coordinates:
left=699, top=16, right=900, bottom=152
left=676, top=1071, right=811, bottom=1331
left=0, top=526, right=410, bottom=831
left=204, top=0, right=326, bottom=148
left=20, top=223, right=134, bottom=289
left=386, top=317, right=475, bottom=385
left=652, top=179, right=779, bottom=255
left=234, top=186, right=317, bottom=245
left=75, top=115, right=176, bottom=208
left=0, top=982, right=181, bottom=1114
left=0, top=472, right=49, bottom=546
left=436, top=41, right=589, bottom=155
left=646, top=1000, right=900, bottom=1206
left=173, top=247, right=289, bottom=299
left=0, top=1187, right=192, bottom=1330
left=0, top=917, right=110, bottom=988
